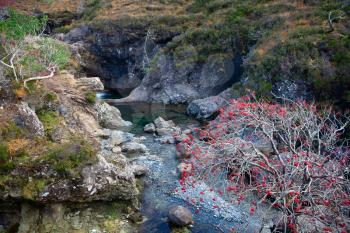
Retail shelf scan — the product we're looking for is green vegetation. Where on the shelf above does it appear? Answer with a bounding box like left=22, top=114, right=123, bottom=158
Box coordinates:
left=45, top=139, right=97, bottom=177
left=0, top=8, right=47, bottom=42
left=0, top=9, right=71, bottom=87
left=18, top=36, right=71, bottom=79
left=37, top=109, right=61, bottom=137
left=85, top=91, right=97, bottom=104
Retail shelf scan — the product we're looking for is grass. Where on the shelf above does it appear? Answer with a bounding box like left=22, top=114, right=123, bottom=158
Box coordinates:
left=36, top=109, right=61, bottom=137
left=85, top=91, right=96, bottom=104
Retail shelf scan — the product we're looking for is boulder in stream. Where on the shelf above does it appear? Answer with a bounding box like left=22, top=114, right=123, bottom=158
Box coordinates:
left=168, top=206, right=193, bottom=227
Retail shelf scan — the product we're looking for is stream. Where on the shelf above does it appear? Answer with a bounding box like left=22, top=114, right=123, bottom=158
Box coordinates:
left=101, top=92, right=266, bottom=233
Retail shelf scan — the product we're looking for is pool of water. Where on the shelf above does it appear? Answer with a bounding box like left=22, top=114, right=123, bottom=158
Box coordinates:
left=98, top=92, right=264, bottom=233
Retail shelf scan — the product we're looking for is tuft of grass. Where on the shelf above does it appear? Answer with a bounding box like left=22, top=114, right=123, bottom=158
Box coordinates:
left=36, top=109, right=60, bottom=137
left=85, top=91, right=96, bottom=104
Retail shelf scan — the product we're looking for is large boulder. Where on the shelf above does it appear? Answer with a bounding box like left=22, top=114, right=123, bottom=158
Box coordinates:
left=95, top=102, right=132, bottom=130
left=187, top=88, right=234, bottom=120
left=168, top=206, right=193, bottom=227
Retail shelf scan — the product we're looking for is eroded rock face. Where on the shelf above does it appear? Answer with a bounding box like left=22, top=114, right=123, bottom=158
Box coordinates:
left=121, top=53, right=236, bottom=104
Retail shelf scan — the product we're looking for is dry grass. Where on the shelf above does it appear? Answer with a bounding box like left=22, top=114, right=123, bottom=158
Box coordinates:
left=12, top=0, right=192, bottom=19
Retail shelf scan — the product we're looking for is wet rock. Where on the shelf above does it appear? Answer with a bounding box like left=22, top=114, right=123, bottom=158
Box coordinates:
left=95, top=102, right=132, bottom=130
left=15, top=102, right=45, bottom=137
left=168, top=206, right=193, bottom=227
left=76, top=77, right=104, bottom=91
left=144, top=123, right=156, bottom=133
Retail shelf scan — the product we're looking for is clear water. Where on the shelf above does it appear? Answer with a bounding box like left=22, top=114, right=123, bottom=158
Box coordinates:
left=98, top=92, right=262, bottom=233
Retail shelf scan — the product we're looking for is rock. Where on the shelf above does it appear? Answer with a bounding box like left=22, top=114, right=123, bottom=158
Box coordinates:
left=156, top=128, right=174, bottom=137
left=144, top=123, right=156, bottom=133
left=109, top=130, right=130, bottom=146
left=131, top=165, right=148, bottom=176
left=64, top=24, right=91, bottom=43
left=118, top=53, right=237, bottom=104
left=177, top=163, right=193, bottom=173
left=176, top=142, right=191, bottom=159
left=187, top=88, right=233, bottom=120
left=174, top=134, right=190, bottom=144
left=58, top=105, right=68, bottom=116
left=168, top=206, right=193, bottom=227
left=121, top=142, right=147, bottom=155
left=15, top=102, right=45, bottom=137
left=76, top=77, right=104, bottom=91
left=95, top=103, right=132, bottom=130
left=272, top=79, right=310, bottom=101
left=157, top=136, right=175, bottom=144
left=154, top=117, right=176, bottom=129
left=112, top=146, right=122, bottom=154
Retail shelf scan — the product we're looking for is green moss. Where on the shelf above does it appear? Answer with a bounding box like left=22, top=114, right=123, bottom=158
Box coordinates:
left=45, top=139, right=97, bottom=177
left=37, top=109, right=60, bottom=137
left=85, top=91, right=96, bottom=104
left=22, top=179, right=47, bottom=200
left=0, top=121, right=26, bottom=141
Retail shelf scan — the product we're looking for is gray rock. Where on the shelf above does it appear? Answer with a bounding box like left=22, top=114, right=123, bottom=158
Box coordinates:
left=168, top=206, right=193, bottom=227
left=176, top=142, right=191, bottom=159
left=121, top=142, right=147, bottom=155
left=273, top=79, right=310, bottom=101
left=143, top=123, right=155, bottom=133
left=95, top=103, right=132, bottom=130
left=131, top=165, right=148, bottom=176
left=58, top=105, right=68, bottom=116
left=76, top=77, right=104, bottom=91
left=187, top=88, right=233, bottom=120
left=16, top=102, right=45, bottom=137
left=109, top=130, right=129, bottom=146
left=64, top=24, right=91, bottom=43
left=118, top=53, right=236, bottom=104
left=154, top=117, right=175, bottom=129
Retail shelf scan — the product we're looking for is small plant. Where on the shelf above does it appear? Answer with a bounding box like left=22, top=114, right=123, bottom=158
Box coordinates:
left=36, top=109, right=60, bottom=137
left=85, top=91, right=96, bottom=104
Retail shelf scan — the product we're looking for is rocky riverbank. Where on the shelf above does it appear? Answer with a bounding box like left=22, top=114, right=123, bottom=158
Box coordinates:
left=0, top=73, right=148, bottom=232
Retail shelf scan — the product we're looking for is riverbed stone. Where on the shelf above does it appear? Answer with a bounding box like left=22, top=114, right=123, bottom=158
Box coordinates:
left=154, top=117, right=176, bottom=129
left=176, top=142, right=191, bottom=159
left=168, top=206, right=193, bottom=227
left=144, top=123, right=156, bottom=133
left=121, top=142, right=147, bottom=155
left=95, top=102, right=132, bottom=130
